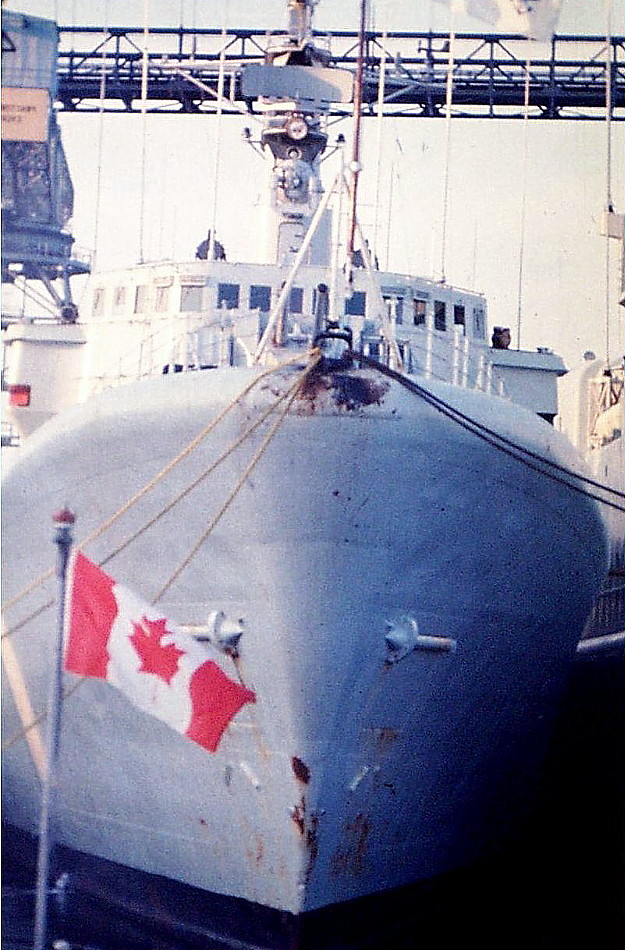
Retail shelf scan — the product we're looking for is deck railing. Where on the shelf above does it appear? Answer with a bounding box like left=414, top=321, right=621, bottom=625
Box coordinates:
left=581, top=566, right=625, bottom=640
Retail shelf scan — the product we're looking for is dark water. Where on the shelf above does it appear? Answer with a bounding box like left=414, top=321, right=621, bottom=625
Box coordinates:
left=3, top=644, right=623, bottom=950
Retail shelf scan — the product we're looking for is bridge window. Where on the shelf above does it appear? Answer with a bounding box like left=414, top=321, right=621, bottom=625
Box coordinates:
left=218, top=283, right=240, bottom=310
left=134, top=285, right=149, bottom=313
left=344, top=291, right=366, bottom=316
left=413, top=299, right=427, bottom=326
left=382, top=287, right=406, bottom=324
left=180, top=285, right=203, bottom=312
left=383, top=292, right=404, bottom=325
left=249, top=284, right=271, bottom=312
left=454, top=304, right=466, bottom=332
left=289, top=287, right=304, bottom=314
left=434, top=300, right=446, bottom=331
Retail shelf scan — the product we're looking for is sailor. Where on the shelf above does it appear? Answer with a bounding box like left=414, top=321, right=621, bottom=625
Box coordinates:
left=492, top=326, right=511, bottom=349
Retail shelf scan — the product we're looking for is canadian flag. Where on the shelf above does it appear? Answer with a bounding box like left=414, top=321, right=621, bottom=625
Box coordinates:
left=65, top=553, right=256, bottom=752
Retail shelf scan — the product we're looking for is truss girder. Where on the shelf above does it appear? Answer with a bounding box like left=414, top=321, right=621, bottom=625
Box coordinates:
left=54, top=28, right=624, bottom=120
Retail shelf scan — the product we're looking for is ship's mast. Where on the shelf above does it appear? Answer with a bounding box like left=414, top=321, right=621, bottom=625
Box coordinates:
left=249, top=0, right=333, bottom=266
left=286, top=0, right=317, bottom=44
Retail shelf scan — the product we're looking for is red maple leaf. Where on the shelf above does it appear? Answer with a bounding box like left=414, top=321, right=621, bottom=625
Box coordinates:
left=129, top=616, right=184, bottom=685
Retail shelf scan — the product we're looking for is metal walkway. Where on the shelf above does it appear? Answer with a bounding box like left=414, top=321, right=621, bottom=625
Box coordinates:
left=51, top=27, right=625, bottom=120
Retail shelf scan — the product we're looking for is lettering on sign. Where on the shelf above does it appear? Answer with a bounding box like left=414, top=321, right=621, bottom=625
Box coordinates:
left=1, top=88, right=49, bottom=142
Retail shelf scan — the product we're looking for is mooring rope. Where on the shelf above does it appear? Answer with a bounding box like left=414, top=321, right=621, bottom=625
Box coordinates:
left=1, top=354, right=320, bottom=752
left=354, top=352, right=625, bottom=512
left=99, top=369, right=312, bottom=574
left=1, top=355, right=311, bottom=631
left=1, top=675, right=84, bottom=754
left=153, top=353, right=321, bottom=602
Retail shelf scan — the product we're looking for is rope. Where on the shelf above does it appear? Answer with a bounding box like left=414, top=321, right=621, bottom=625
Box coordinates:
left=1, top=356, right=309, bottom=625
left=98, top=363, right=313, bottom=570
left=2, top=677, right=84, bottom=755
left=153, top=353, right=321, bottom=601
left=2, top=354, right=320, bottom=753
left=354, top=352, right=625, bottom=512
left=5, top=348, right=622, bottom=752
left=3, top=601, right=55, bottom=643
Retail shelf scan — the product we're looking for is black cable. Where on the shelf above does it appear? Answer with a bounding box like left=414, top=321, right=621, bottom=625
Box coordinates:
left=353, top=352, right=625, bottom=514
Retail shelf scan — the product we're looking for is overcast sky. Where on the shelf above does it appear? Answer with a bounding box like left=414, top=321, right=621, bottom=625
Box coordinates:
left=5, top=0, right=624, bottom=367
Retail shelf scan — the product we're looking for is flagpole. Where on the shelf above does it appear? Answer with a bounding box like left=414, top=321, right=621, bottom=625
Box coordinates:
left=33, top=508, right=75, bottom=950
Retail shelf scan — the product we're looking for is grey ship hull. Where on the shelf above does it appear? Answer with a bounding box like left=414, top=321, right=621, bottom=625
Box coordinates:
left=2, top=363, right=607, bottom=920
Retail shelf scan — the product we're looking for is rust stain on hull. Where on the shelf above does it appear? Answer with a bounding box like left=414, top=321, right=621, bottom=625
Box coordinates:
left=297, top=370, right=390, bottom=414
left=291, top=793, right=321, bottom=886
left=246, top=835, right=265, bottom=868
left=331, top=812, right=371, bottom=876
left=291, top=755, right=311, bottom=784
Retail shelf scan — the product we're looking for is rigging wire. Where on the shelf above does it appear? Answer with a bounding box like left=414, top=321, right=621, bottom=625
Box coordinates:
left=515, top=49, right=531, bottom=351
left=439, top=2, right=457, bottom=284
left=372, top=30, right=387, bottom=264
left=255, top=169, right=344, bottom=362
left=91, top=0, right=109, bottom=269
left=604, top=2, right=614, bottom=367
left=138, top=0, right=150, bottom=263
left=12, top=278, right=59, bottom=317
left=208, top=1, right=228, bottom=263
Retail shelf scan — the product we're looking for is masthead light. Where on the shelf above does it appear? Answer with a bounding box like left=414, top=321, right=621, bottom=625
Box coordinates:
left=285, top=116, right=308, bottom=141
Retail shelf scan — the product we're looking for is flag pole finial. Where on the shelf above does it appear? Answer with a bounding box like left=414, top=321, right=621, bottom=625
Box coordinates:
left=52, top=506, right=75, bottom=525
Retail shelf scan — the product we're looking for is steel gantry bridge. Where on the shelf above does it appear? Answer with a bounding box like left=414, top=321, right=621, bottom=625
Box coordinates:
left=53, top=26, right=625, bottom=120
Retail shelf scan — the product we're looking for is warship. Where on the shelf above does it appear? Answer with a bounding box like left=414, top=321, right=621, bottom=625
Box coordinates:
left=1, top=2, right=611, bottom=947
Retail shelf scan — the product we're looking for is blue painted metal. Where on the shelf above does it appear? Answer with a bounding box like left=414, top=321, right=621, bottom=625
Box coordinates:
left=50, top=27, right=625, bottom=120
left=1, top=9, right=89, bottom=314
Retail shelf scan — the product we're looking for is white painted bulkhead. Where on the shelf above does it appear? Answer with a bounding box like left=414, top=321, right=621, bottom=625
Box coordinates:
left=2, top=321, right=86, bottom=436
left=4, top=258, right=566, bottom=441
